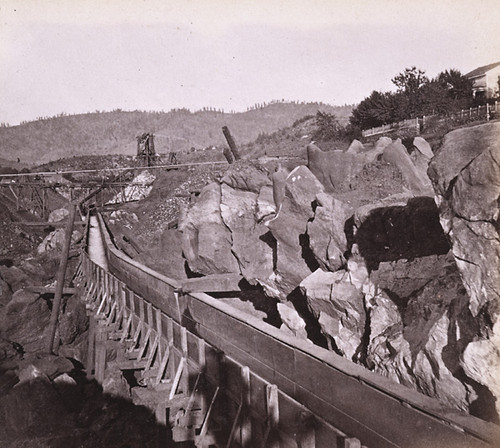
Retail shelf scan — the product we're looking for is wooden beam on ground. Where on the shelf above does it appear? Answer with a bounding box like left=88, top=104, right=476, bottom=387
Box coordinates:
left=27, top=286, right=77, bottom=295
left=15, top=220, right=85, bottom=228
left=46, top=203, right=77, bottom=354
left=180, top=273, right=243, bottom=293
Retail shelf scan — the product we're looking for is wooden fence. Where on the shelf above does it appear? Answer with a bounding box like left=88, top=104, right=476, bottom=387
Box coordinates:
left=362, top=101, right=500, bottom=138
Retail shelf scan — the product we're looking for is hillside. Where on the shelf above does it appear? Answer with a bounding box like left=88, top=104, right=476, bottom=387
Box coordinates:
left=0, top=102, right=352, bottom=165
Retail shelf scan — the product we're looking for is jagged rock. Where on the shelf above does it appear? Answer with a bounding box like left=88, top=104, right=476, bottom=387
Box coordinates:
left=370, top=254, right=448, bottom=300
left=107, top=170, right=155, bottom=204
left=306, top=192, right=352, bottom=271
left=353, top=196, right=449, bottom=269
left=429, top=122, right=500, bottom=417
left=382, top=138, right=433, bottom=195
left=37, top=229, right=82, bottom=254
left=429, top=122, right=500, bottom=316
left=263, top=166, right=325, bottom=299
left=48, top=207, right=69, bottom=223
left=0, top=275, right=11, bottom=306
left=17, top=364, right=47, bottom=384
left=277, top=302, right=308, bottom=340
left=0, top=290, right=50, bottom=353
left=353, top=193, right=410, bottom=228
left=461, top=325, right=500, bottom=417
left=108, top=210, right=139, bottom=227
left=0, top=376, right=73, bottom=440
left=222, top=159, right=271, bottom=193
left=256, top=185, right=276, bottom=221
left=0, top=265, right=32, bottom=293
left=136, top=228, right=187, bottom=280
left=307, top=143, right=365, bottom=192
left=428, top=122, right=499, bottom=194
left=102, top=362, right=131, bottom=399
left=413, top=136, right=433, bottom=159
left=19, top=354, right=74, bottom=381
left=412, top=314, right=474, bottom=411
left=366, top=256, right=477, bottom=412
left=300, top=268, right=366, bottom=360
left=365, top=288, right=403, bottom=371
left=58, top=295, right=88, bottom=345
left=220, top=184, right=273, bottom=282
left=375, top=136, right=392, bottom=152
left=346, top=139, right=365, bottom=154
left=181, top=182, right=240, bottom=275
left=271, top=165, right=289, bottom=210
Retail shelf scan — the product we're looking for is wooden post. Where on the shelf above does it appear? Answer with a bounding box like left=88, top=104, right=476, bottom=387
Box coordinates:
left=46, top=203, right=77, bottom=354
left=264, top=384, right=280, bottom=448
left=241, top=365, right=251, bottom=447
left=222, top=126, right=241, bottom=161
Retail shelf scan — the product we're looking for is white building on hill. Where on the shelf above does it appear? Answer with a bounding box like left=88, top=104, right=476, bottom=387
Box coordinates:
left=466, top=61, right=500, bottom=99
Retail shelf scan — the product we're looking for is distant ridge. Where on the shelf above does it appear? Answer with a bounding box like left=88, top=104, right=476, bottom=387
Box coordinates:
left=0, top=102, right=352, bottom=165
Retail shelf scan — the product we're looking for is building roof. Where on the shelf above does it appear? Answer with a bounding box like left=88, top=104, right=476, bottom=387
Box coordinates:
left=466, top=61, right=500, bottom=78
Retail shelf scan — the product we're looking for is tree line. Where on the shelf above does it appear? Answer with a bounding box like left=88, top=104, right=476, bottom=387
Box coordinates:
left=349, top=67, right=479, bottom=130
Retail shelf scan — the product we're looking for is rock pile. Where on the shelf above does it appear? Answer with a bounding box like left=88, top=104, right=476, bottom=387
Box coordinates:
left=175, top=128, right=500, bottom=421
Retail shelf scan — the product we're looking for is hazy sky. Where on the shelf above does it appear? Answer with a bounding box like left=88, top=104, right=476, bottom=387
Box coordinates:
left=1, top=0, right=499, bottom=125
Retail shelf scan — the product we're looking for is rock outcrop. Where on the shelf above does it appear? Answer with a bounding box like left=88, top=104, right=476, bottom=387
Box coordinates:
left=264, top=165, right=325, bottom=298
left=307, top=192, right=352, bottom=271
left=429, top=121, right=500, bottom=418
left=382, top=139, right=433, bottom=196
left=0, top=289, right=51, bottom=352
left=181, top=182, right=240, bottom=275
left=307, top=143, right=365, bottom=191
left=175, top=131, right=500, bottom=420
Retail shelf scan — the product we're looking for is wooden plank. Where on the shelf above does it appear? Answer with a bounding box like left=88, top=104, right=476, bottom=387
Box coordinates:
left=180, top=273, right=243, bottom=293
left=27, top=286, right=77, bottom=294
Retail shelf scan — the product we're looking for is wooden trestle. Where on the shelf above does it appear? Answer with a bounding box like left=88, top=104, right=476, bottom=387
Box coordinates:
left=77, top=253, right=361, bottom=447
left=73, top=213, right=500, bottom=448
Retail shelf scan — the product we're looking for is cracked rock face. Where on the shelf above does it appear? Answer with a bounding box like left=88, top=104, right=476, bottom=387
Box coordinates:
left=264, top=165, right=325, bottom=299
left=429, top=121, right=500, bottom=417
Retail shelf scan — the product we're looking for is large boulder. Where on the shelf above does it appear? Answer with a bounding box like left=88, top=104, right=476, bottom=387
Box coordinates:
left=382, top=138, right=433, bottom=195
left=300, top=265, right=367, bottom=361
left=220, top=184, right=273, bottom=282
left=58, top=294, right=89, bottom=346
left=429, top=122, right=500, bottom=417
left=37, top=229, right=82, bottom=254
left=413, top=136, right=433, bottom=159
left=48, top=207, right=69, bottom=223
left=307, top=143, right=365, bottom=192
left=256, top=185, right=276, bottom=221
left=0, top=274, right=12, bottom=307
left=181, top=182, right=240, bottom=275
left=222, top=159, right=271, bottom=193
left=0, top=376, right=74, bottom=441
left=306, top=193, right=352, bottom=271
left=370, top=254, right=448, bottom=300
left=271, top=165, right=289, bottom=210
left=263, top=165, right=325, bottom=299
left=0, top=265, right=32, bottom=293
left=366, top=254, right=479, bottom=413
left=346, top=139, right=365, bottom=154
left=0, top=290, right=51, bottom=352
left=353, top=195, right=450, bottom=269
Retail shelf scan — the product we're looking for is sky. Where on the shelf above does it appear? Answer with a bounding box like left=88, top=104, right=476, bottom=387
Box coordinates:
left=0, top=0, right=499, bottom=125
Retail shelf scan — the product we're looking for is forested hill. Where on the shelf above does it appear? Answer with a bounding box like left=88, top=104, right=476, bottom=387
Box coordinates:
left=0, top=102, right=352, bottom=165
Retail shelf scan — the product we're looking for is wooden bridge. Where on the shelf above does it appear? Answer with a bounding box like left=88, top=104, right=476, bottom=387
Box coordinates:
left=71, top=212, right=500, bottom=448
left=0, top=162, right=227, bottom=218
